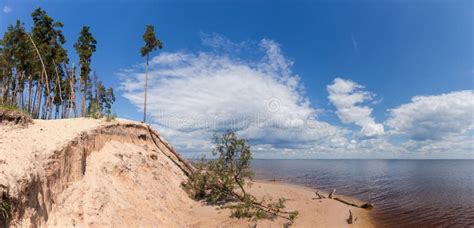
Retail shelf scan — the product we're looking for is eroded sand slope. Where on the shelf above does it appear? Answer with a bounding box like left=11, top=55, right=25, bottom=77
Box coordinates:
left=0, top=118, right=374, bottom=227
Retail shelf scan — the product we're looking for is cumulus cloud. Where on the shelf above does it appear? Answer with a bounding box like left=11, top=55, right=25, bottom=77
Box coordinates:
left=3, top=6, right=11, bottom=13
left=119, top=36, right=348, bottom=155
left=118, top=34, right=473, bottom=158
left=387, top=90, right=474, bottom=140
left=327, top=78, right=384, bottom=137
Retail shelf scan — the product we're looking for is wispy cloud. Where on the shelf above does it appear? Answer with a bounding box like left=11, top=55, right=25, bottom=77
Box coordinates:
left=351, top=34, right=358, bottom=53
left=3, top=6, right=11, bottom=14
left=200, top=32, right=247, bottom=51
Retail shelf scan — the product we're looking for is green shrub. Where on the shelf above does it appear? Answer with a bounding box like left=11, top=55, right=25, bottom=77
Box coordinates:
left=182, top=131, right=298, bottom=225
left=0, top=104, right=32, bottom=117
left=0, top=186, right=12, bottom=225
left=105, top=111, right=116, bottom=122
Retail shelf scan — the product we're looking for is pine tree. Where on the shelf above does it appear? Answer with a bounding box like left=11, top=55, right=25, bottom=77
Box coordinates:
left=140, top=25, right=162, bottom=123
left=0, top=8, right=114, bottom=121
left=0, top=38, right=6, bottom=103
left=74, top=26, right=96, bottom=117
left=30, top=8, right=67, bottom=119
left=0, top=21, right=34, bottom=109
left=86, top=72, right=115, bottom=118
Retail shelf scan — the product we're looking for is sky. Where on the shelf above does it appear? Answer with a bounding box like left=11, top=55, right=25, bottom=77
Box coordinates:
left=1, top=0, right=473, bottom=159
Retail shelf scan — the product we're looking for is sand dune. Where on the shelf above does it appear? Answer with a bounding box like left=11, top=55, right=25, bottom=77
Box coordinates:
left=0, top=118, right=374, bottom=227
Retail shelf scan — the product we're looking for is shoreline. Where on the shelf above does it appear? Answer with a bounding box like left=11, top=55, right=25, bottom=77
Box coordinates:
left=246, top=179, right=376, bottom=227
left=254, top=177, right=370, bottom=205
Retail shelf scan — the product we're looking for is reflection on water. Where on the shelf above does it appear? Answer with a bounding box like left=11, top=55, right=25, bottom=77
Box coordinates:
left=251, top=159, right=474, bottom=227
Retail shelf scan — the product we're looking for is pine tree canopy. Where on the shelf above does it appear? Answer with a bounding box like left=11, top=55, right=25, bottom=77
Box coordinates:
left=140, top=25, right=163, bottom=57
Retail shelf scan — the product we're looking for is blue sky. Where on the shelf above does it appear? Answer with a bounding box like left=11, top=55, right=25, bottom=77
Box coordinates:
left=1, top=0, right=473, bottom=158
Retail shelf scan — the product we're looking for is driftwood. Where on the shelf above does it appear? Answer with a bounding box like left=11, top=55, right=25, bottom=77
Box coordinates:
left=313, top=191, right=326, bottom=199
left=334, top=197, right=358, bottom=207
left=312, top=189, right=374, bottom=209
left=360, top=202, right=374, bottom=209
left=334, top=197, right=374, bottom=209
left=328, top=189, right=336, bottom=199
left=347, top=210, right=357, bottom=224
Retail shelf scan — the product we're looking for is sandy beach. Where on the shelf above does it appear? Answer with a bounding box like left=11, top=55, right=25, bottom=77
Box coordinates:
left=0, top=118, right=374, bottom=227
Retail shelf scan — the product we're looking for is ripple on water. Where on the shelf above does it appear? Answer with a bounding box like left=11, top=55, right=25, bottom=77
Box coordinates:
left=252, top=159, right=474, bottom=227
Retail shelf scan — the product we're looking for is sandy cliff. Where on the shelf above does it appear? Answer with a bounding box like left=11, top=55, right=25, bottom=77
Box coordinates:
left=0, top=118, right=374, bottom=227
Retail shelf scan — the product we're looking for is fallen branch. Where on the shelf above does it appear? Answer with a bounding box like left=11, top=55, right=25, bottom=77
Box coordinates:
left=312, top=188, right=374, bottom=209
left=313, top=191, right=326, bottom=199
left=334, top=197, right=374, bottom=209
left=229, top=191, right=298, bottom=223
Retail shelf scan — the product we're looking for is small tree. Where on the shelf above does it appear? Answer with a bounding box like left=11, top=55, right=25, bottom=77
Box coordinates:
left=85, top=73, right=115, bottom=119
left=140, top=25, right=162, bottom=123
left=182, top=131, right=298, bottom=225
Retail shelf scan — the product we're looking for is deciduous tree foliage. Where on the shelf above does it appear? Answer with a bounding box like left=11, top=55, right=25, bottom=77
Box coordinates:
left=182, top=131, right=298, bottom=225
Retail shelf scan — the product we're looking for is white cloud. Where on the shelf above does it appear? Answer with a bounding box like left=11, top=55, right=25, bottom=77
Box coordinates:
left=327, top=78, right=384, bottom=137
left=119, top=36, right=348, bottom=155
left=401, top=134, right=473, bottom=158
left=387, top=90, right=474, bottom=140
left=3, top=6, right=11, bottom=13
left=118, top=34, right=473, bottom=159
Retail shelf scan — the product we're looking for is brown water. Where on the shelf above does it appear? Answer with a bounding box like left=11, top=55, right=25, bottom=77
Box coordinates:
left=251, top=159, right=474, bottom=227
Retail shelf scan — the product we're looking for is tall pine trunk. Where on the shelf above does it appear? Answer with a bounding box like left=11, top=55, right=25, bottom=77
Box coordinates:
left=27, top=77, right=33, bottom=113
left=35, top=81, right=43, bottom=119
left=1, top=68, right=4, bottom=105
left=27, top=33, right=50, bottom=119
left=53, top=60, right=64, bottom=118
left=81, top=80, right=86, bottom=117
left=143, top=54, right=149, bottom=123
left=32, top=83, right=38, bottom=117
left=3, top=70, right=11, bottom=106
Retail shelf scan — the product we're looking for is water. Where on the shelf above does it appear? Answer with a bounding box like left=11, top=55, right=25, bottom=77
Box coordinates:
left=251, top=159, right=474, bottom=227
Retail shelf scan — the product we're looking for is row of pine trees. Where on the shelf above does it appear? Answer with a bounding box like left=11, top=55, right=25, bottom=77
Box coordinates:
left=0, top=8, right=115, bottom=119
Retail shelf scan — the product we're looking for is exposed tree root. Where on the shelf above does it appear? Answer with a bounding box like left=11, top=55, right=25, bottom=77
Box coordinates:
left=146, top=125, right=195, bottom=176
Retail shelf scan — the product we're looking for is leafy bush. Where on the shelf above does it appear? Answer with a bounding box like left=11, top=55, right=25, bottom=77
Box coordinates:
left=0, top=186, right=11, bottom=225
left=105, top=110, right=116, bottom=122
left=182, top=131, right=298, bottom=225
